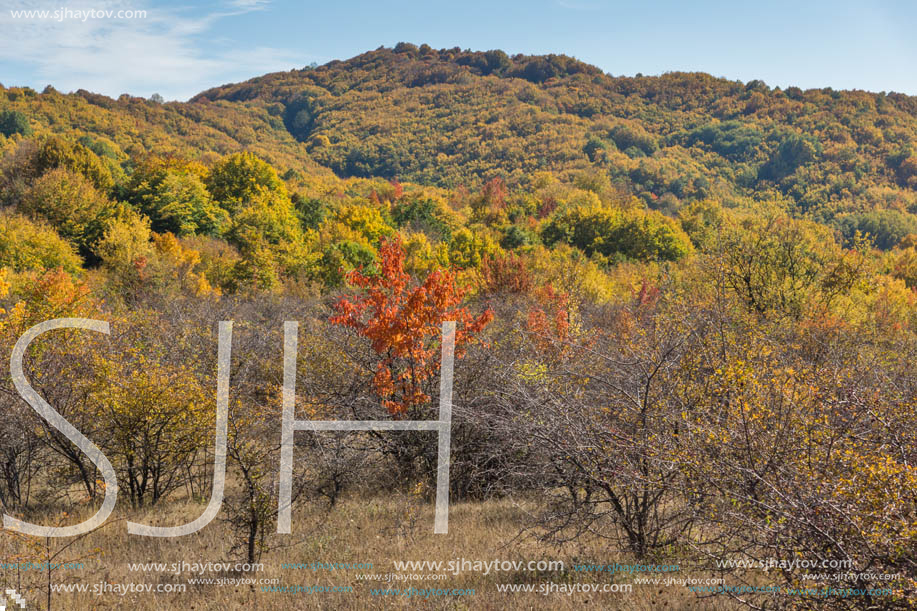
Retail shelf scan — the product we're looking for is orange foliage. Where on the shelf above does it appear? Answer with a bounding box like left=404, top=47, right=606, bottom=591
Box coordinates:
left=331, top=238, right=493, bottom=416
left=479, top=253, right=533, bottom=295
left=526, top=285, right=570, bottom=353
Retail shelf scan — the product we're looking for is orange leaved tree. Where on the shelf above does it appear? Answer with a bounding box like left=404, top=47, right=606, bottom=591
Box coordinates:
left=331, top=238, right=492, bottom=418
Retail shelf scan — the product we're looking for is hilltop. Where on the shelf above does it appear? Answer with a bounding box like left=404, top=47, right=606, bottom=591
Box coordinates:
left=0, top=44, right=915, bottom=222
left=194, top=44, right=917, bottom=221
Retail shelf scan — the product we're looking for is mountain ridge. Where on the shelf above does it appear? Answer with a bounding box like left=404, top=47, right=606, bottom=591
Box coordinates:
left=3, top=43, right=917, bottom=234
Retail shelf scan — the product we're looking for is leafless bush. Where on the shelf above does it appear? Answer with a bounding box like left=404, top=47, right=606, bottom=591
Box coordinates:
left=492, top=297, right=710, bottom=558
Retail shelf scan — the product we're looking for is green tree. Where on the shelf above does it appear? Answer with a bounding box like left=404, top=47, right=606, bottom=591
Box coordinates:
left=836, top=209, right=917, bottom=250
left=0, top=110, right=32, bottom=137
left=205, top=152, right=317, bottom=286
left=758, top=133, right=818, bottom=182
left=583, top=136, right=607, bottom=163
left=541, top=204, right=692, bottom=263
left=127, top=156, right=229, bottom=236
left=292, top=193, right=327, bottom=230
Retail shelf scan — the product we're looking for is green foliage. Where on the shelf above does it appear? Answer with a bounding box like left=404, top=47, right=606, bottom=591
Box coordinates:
left=4, top=45, right=917, bottom=222
left=318, top=240, right=377, bottom=286
left=836, top=209, right=917, bottom=250
left=0, top=109, right=31, bottom=137
left=126, top=156, right=229, bottom=236
left=283, top=93, right=316, bottom=141
left=609, top=123, right=658, bottom=157
left=2, top=44, right=917, bottom=302
left=583, top=136, right=607, bottom=162
left=77, top=134, right=119, bottom=159
left=292, top=193, right=327, bottom=230
left=500, top=224, right=535, bottom=249
left=680, top=121, right=763, bottom=161
left=1, top=51, right=916, bottom=602
left=455, top=49, right=511, bottom=75
left=390, top=195, right=455, bottom=238
left=758, top=133, right=819, bottom=182
left=202, top=152, right=315, bottom=285
left=609, top=211, right=693, bottom=262
left=541, top=203, right=692, bottom=263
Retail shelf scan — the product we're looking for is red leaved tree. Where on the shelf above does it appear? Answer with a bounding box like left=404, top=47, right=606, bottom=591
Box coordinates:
left=526, top=284, right=571, bottom=357
left=479, top=252, right=534, bottom=295
left=331, top=238, right=493, bottom=417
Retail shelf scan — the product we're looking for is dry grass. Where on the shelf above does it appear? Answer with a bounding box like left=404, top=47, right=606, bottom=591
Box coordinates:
left=1, top=492, right=740, bottom=610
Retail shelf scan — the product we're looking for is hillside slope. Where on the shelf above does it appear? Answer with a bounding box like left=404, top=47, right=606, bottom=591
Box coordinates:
left=192, top=44, right=917, bottom=221
left=3, top=43, right=917, bottom=237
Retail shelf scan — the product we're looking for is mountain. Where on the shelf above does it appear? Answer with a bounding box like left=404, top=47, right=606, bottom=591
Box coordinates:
left=192, top=44, right=917, bottom=219
left=4, top=43, right=917, bottom=242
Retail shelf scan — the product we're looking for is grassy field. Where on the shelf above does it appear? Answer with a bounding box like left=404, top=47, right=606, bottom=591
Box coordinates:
left=1, top=492, right=738, bottom=610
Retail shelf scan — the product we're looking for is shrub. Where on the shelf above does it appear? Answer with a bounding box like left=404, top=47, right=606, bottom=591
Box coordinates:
left=0, top=211, right=82, bottom=273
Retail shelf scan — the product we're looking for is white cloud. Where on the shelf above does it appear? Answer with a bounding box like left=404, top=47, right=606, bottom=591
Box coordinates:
left=227, top=0, right=270, bottom=9
left=0, top=0, right=305, bottom=100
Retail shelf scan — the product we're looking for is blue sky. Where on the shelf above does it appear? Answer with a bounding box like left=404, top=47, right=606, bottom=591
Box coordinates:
left=1, top=0, right=915, bottom=101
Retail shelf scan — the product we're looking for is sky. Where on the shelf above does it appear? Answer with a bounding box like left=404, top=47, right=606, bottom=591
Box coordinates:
left=1, top=0, right=916, bottom=101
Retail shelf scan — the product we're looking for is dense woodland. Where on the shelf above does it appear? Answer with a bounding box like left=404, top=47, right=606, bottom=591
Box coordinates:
left=0, top=45, right=915, bottom=609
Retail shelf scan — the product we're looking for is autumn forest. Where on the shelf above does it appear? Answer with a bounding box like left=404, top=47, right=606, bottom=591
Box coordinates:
left=0, top=44, right=915, bottom=610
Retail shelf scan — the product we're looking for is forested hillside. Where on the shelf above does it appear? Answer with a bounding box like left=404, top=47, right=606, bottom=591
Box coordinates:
left=195, top=43, right=917, bottom=229
left=3, top=43, right=917, bottom=241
